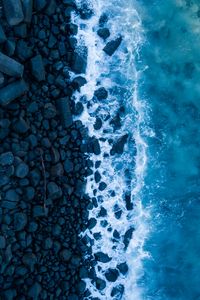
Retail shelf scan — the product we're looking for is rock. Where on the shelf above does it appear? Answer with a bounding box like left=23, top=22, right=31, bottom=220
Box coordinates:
left=15, top=162, right=29, bottom=178
left=14, top=212, right=27, bottom=231
left=105, top=268, right=119, bottom=282
left=3, top=0, right=24, bottom=26
left=50, top=163, right=64, bottom=177
left=71, top=50, right=87, bottom=74
left=0, top=24, right=6, bottom=44
left=3, top=289, right=17, bottom=300
left=111, top=284, right=124, bottom=299
left=28, top=282, right=42, bottom=299
left=25, top=186, right=35, bottom=200
left=64, top=159, right=73, bottom=173
left=0, top=52, right=24, bottom=77
left=72, top=76, right=87, bottom=90
left=60, top=249, right=72, bottom=261
left=97, top=28, right=110, bottom=40
left=30, top=55, right=45, bottom=82
left=94, top=117, right=102, bottom=130
left=14, top=118, right=29, bottom=134
left=48, top=33, right=57, bottom=48
left=5, top=39, right=16, bottom=56
left=74, top=102, right=84, bottom=115
left=94, top=252, right=112, bottom=263
left=16, top=40, right=33, bottom=62
left=0, top=236, right=6, bottom=249
left=21, top=0, right=33, bottom=23
left=117, top=262, right=128, bottom=275
left=45, top=0, right=56, bottom=16
left=56, top=97, right=73, bottom=128
left=5, top=189, right=19, bottom=202
left=0, top=72, right=4, bottom=85
left=103, top=36, right=122, bottom=56
left=0, top=152, right=14, bottom=166
left=47, top=182, right=62, bottom=199
left=110, top=134, right=128, bottom=155
left=27, top=221, right=38, bottom=232
left=44, top=103, right=57, bottom=119
left=94, top=278, right=106, bottom=291
left=94, top=87, right=108, bottom=100
left=33, top=205, right=45, bottom=218
left=14, top=24, right=27, bottom=38
left=0, top=79, right=28, bottom=106
left=99, top=13, right=108, bottom=27
left=99, top=182, right=107, bottom=191
left=88, top=137, right=101, bottom=155
left=34, top=0, right=47, bottom=11
left=94, top=171, right=101, bottom=183
left=43, top=237, right=53, bottom=249
left=88, top=218, right=97, bottom=229
left=123, top=227, right=135, bottom=249
left=29, top=169, right=41, bottom=186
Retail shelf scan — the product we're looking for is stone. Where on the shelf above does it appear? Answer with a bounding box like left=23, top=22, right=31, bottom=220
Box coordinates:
left=30, top=55, right=45, bottom=82
left=28, top=282, right=42, bottom=299
left=72, top=76, right=87, bottom=90
left=0, top=52, right=24, bottom=77
left=94, top=87, right=108, bottom=100
left=14, top=212, right=27, bottom=231
left=43, top=237, right=53, bottom=249
left=14, top=24, right=27, bottom=38
left=25, top=186, right=35, bottom=200
left=94, top=252, right=112, bottom=263
left=94, top=171, right=101, bottom=183
left=99, top=182, right=107, bottom=191
left=103, top=36, right=122, bottom=56
left=45, top=0, right=56, bottom=16
left=117, top=262, right=128, bottom=275
left=94, top=117, right=102, bottom=130
left=0, top=80, right=28, bottom=106
left=0, top=72, right=4, bottom=85
left=111, top=284, right=124, bottom=299
left=15, top=162, right=29, bottom=178
left=0, top=236, right=6, bottom=249
left=105, top=268, right=119, bottom=282
left=94, top=278, right=106, bottom=291
left=0, top=152, right=14, bottom=166
left=5, top=189, right=19, bottom=202
left=14, top=118, right=29, bottom=134
left=123, top=227, right=135, bottom=249
left=0, top=24, right=6, bottom=43
left=33, top=205, right=45, bottom=218
left=71, top=50, right=87, bottom=74
left=5, top=39, right=16, bottom=56
left=97, top=28, right=110, bottom=40
left=47, top=182, right=62, bottom=199
left=88, top=218, right=97, bottom=229
left=44, top=103, right=57, bottom=119
left=21, top=0, right=33, bottom=23
left=3, top=0, right=24, bottom=26
left=56, top=97, right=72, bottom=128
left=60, top=249, right=72, bottom=261
left=64, top=159, right=73, bottom=173
left=34, top=0, right=47, bottom=11
left=110, top=134, right=128, bottom=155
left=50, top=163, right=64, bottom=177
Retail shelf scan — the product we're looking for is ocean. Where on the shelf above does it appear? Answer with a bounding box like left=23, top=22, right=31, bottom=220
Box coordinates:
left=73, top=0, right=200, bottom=299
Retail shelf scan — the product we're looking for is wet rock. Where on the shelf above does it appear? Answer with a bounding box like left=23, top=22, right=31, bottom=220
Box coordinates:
left=15, top=162, right=29, bottom=178
left=97, top=28, right=110, bottom=40
left=28, top=282, right=42, bottom=299
left=44, top=103, right=57, bottom=119
left=88, top=137, right=101, bottom=155
left=14, top=118, right=29, bottom=134
left=105, top=268, right=119, bottom=282
left=16, top=40, right=33, bottom=62
left=56, top=97, right=73, bottom=128
left=60, top=249, right=72, bottom=261
left=103, top=36, right=122, bottom=56
left=5, top=39, right=16, bottom=56
left=0, top=235, right=6, bottom=249
left=72, top=76, right=87, bottom=90
left=0, top=24, right=6, bottom=43
left=0, top=152, right=14, bottom=166
left=43, top=237, right=53, bottom=249
left=64, top=159, right=74, bottom=173
left=0, top=72, right=4, bottom=85
left=94, top=277, right=106, bottom=291
left=3, top=289, right=17, bottom=300
left=34, top=0, right=47, bottom=11
left=25, top=186, right=35, bottom=200
left=94, top=87, right=108, bottom=100
left=88, top=218, right=97, bottom=229
left=110, top=134, right=128, bottom=155
left=0, top=52, right=24, bottom=77
left=94, top=117, right=102, bottom=130
left=99, top=182, right=107, bottom=191
left=21, top=0, right=33, bottom=23
left=33, top=205, right=45, bottom=218
left=0, top=80, right=28, bottom=106
left=94, top=252, right=112, bottom=263
left=14, top=23, right=27, bottom=38
left=111, top=284, right=124, bottom=299
left=74, top=102, right=84, bottom=115
left=71, top=50, right=87, bottom=74
left=30, top=55, right=45, bottom=82
left=45, top=0, right=56, bottom=16
left=47, top=182, right=62, bottom=199
left=50, top=163, right=64, bottom=177
left=3, top=0, right=24, bottom=26
left=94, top=171, right=101, bottom=183
left=117, top=262, right=128, bottom=275
left=123, top=227, right=135, bottom=250
left=14, top=212, right=27, bottom=231
left=5, top=189, right=19, bottom=202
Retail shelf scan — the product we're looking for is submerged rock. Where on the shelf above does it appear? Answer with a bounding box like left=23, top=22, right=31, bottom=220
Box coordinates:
left=103, top=36, right=122, bottom=56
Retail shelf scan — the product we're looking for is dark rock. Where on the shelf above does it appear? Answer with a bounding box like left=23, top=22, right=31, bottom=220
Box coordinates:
left=25, top=186, right=35, bottom=200
left=72, top=76, right=87, bottom=90
left=48, top=33, right=57, bottom=48
left=14, top=212, right=27, bottom=231
left=30, top=55, right=45, bottom=82
left=3, top=0, right=24, bottom=26
left=117, top=262, right=128, bottom=275
left=0, top=72, right=4, bottom=85
left=27, top=221, right=38, bottom=232
left=93, top=278, right=106, bottom=291
left=47, top=182, right=62, bottom=199
left=14, top=118, right=29, bottom=134
left=5, top=189, right=19, bottom=202
left=64, top=159, right=73, bottom=173
left=43, top=237, right=53, bottom=249
left=111, top=284, right=124, bottom=299
left=94, top=171, right=101, bottom=183
left=94, top=87, right=108, bottom=100
left=74, top=102, right=84, bottom=115
left=28, top=282, right=42, bottom=299
left=15, top=162, right=29, bottom=178
left=0, top=176, right=10, bottom=187
left=5, top=39, right=16, bottom=56
left=94, top=252, right=112, bottom=263
left=0, top=24, right=6, bottom=43
left=29, top=169, right=41, bottom=186
left=0, top=52, right=24, bottom=77
left=56, top=97, right=72, bottom=128
left=0, top=236, right=6, bottom=249
left=34, top=0, right=47, bottom=11
left=3, top=289, right=17, bottom=300
left=14, top=24, right=27, bottom=38
left=68, top=295, right=79, bottom=300
left=110, top=134, right=128, bottom=155
left=0, top=152, right=14, bottom=166
left=60, top=249, right=72, bottom=261
left=44, top=103, right=57, bottom=119
left=97, top=28, right=110, bottom=40
left=123, top=227, right=134, bottom=249
left=50, top=163, right=64, bottom=177
left=33, top=205, right=45, bottom=218
left=0, top=79, right=28, bottom=106
left=94, top=117, right=102, bottom=130
left=99, top=182, right=107, bottom=191
left=16, top=40, right=33, bottom=62
left=45, top=0, right=56, bottom=16
left=71, top=50, right=87, bottom=74
left=88, top=218, right=97, bottom=229
left=103, top=36, right=122, bottom=56
left=21, top=0, right=33, bottom=23
left=105, top=268, right=119, bottom=282
left=88, top=137, right=101, bottom=155
left=99, top=13, right=108, bottom=27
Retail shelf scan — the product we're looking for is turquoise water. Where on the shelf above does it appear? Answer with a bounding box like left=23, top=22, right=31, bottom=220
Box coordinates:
left=138, top=0, right=200, bottom=299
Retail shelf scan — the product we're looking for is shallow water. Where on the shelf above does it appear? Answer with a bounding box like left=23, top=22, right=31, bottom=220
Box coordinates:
left=73, top=0, right=200, bottom=299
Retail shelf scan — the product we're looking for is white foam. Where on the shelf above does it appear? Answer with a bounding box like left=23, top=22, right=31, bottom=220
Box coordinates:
left=72, top=1, right=152, bottom=299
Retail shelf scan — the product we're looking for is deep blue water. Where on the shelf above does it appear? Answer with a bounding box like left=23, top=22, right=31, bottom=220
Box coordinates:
left=138, top=0, right=200, bottom=299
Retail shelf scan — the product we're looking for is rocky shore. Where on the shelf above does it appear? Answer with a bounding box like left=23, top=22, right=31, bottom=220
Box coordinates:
left=0, top=1, right=98, bottom=299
